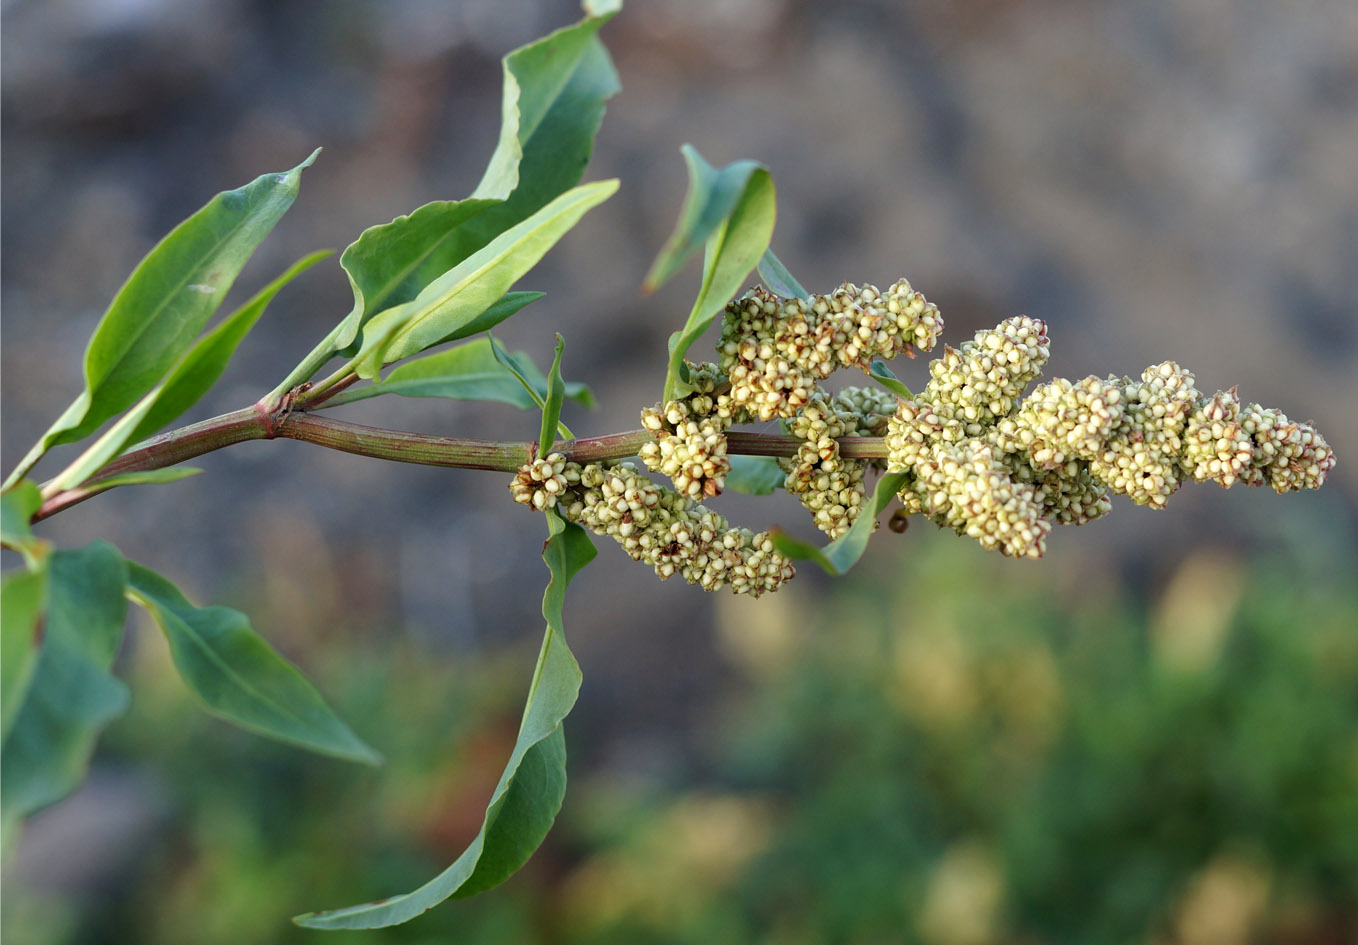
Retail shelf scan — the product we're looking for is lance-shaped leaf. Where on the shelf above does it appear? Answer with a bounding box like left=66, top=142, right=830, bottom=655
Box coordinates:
left=646, top=146, right=776, bottom=401
left=5, top=152, right=319, bottom=490
left=757, top=248, right=810, bottom=301
left=1, top=482, right=44, bottom=557
left=322, top=338, right=592, bottom=411
left=1, top=542, right=130, bottom=841
left=295, top=510, right=597, bottom=930
left=772, top=471, right=909, bottom=575
left=274, top=3, right=621, bottom=394
left=352, top=180, right=618, bottom=378
left=869, top=360, right=914, bottom=401
left=539, top=335, right=568, bottom=452
left=725, top=455, right=786, bottom=495
left=47, top=252, right=331, bottom=492
left=125, top=562, right=380, bottom=765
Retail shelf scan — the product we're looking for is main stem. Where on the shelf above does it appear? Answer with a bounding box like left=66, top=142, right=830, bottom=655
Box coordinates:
left=30, top=401, right=889, bottom=523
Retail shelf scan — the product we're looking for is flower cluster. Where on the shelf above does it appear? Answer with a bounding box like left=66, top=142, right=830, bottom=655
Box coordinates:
left=780, top=386, right=896, bottom=538
left=513, top=274, right=1334, bottom=588
left=512, top=455, right=793, bottom=595
left=887, top=321, right=1336, bottom=557
left=918, top=316, right=1050, bottom=430
left=638, top=363, right=740, bottom=499
left=719, top=280, right=944, bottom=422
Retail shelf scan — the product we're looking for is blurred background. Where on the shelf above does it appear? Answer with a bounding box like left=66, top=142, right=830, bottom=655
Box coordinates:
left=3, top=0, right=1356, bottom=942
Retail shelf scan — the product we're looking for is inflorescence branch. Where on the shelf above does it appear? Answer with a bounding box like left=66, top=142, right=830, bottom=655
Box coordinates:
left=510, top=277, right=1335, bottom=597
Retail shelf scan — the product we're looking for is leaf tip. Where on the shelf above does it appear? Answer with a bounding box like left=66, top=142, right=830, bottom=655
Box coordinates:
left=583, top=0, right=622, bottom=16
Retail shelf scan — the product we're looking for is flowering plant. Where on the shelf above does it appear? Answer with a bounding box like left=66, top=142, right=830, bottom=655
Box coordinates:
left=0, top=0, right=1333, bottom=931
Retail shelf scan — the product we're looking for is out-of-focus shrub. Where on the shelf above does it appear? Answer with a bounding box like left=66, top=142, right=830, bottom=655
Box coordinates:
left=6, top=541, right=1355, bottom=945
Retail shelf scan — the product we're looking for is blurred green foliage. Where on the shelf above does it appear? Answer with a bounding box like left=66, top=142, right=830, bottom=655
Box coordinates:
left=5, top=539, right=1356, bottom=945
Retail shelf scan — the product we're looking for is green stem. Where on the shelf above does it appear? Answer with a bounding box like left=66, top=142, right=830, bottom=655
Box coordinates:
left=30, top=405, right=889, bottom=523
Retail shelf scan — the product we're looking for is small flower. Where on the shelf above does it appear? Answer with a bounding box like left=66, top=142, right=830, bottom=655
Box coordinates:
left=1087, top=363, right=1197, bottom=509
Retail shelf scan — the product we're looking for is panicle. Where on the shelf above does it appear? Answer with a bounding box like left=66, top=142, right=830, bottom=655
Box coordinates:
left=514, top=274, right=1335, bottom=582
left=511, top=458, right=793, bottom=596
left=720, top=280, right=943, bottom=422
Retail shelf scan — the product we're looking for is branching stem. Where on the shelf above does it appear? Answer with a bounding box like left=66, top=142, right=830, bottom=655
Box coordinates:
left=30, top=400, right=889, bottom=523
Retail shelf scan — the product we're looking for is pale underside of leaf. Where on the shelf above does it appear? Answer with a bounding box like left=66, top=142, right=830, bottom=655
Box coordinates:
left=352, top=179, right=618, bottom=379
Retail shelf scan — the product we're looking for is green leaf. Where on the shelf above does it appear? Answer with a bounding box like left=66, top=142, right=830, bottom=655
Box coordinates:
left=488, top=335, right=579, bottom=440
left=650, top=146, right=777, bottom=401
left=1, top=482, right=43, bottom=556
left=644, top=146, right=765, bottom=292
left=321, top=338, right=592, bottom=411
left=1, top=542, right=131, bottom=841
left=725, top=455, right=786, bottom=495
left=1, top=567, right=47, bottom=744
left=539, top=335, right=568, bottom=452
left=296, top=509, right=595, bottom=929
left=353, top=180, right=619, bottom=378
left=45, top=542, right=130, bottom=666
left=273, top=5, right=620, bottom=395
left=338, top=200, right=500, bottom=341
left=48, top=252, right=332, bottom=492
left=431, top=291, right=545, bottom=347
left=471, top=5, right=621, bottom=207
left=757, top=248, right=810, bottom=300
left=125, top=562, right=380, bottom=765
left=5, top=152, right=319, bottom=490
left=869, top=360, right=913, bottom=401
left=127, top=251, right=332, bottom=444
left=771, top=471, right=909, bottom=575
left=44, top=388, right=169, bottom=492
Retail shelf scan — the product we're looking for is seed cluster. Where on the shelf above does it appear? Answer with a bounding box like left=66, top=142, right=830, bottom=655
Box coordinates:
left=513, top=274, right=1334, bottom=586
left=908, top=438, right=1053, bottom=558
left=918, top=316, right=1050, bottom=430
left=780, top=387, right=897, bottom=539
left=887, top=322, right=1336, bottom=557
left=512, top=454, right=793, bottom=595
left=1238, top=402, right=1336, bottom=493
left=639, top=363, right=739, bottom=499
left=719, top=280, right=943, bottom=422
